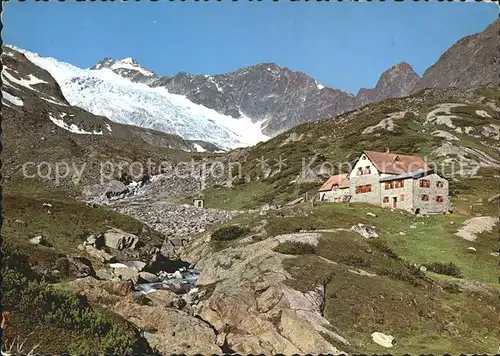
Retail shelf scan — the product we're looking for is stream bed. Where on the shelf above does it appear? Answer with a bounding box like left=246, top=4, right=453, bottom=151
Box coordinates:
left=133, top=268, right=200, bottom=296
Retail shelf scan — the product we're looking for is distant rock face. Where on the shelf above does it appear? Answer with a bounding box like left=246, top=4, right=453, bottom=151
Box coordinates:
left=152, top=64, right=356, bottom=136
left=412, top=20, right=500, bottom=92
left=355, top=62, right=420, bottom=107
left=89, top=59, right=356, bottom=137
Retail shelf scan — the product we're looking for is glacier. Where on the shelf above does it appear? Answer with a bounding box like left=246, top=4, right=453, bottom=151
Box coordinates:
left=10, top=46, right=269, bottom=150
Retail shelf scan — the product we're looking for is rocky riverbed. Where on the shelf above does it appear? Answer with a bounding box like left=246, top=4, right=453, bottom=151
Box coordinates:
left=81, top=176, right=241, bottom=236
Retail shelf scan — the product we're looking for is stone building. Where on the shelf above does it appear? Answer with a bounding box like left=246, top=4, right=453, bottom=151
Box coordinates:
left=319, top=150, right=450, bottom=214
left=318, top=173, right=350, bottom=203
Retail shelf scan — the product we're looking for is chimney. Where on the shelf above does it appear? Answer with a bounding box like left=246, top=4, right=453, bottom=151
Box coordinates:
left=385, top=147, right=390, bottom=154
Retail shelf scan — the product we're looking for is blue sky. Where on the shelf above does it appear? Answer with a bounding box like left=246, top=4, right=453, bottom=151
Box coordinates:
left=3, top=1, right=498, bottom=94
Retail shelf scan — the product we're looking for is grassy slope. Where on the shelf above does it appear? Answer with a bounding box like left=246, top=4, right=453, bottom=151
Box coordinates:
left=201, top=202, right=499, bottom=354
left=268, top=202, right=498, bottom=284
left=1, top=179, right=165, bottom=353
left=2, top=180, right=164, bottom=269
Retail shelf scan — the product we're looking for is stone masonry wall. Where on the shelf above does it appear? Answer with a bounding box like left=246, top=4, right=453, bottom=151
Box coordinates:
left=379, top=178, right=414, bottom=212
left=322, top=188, right=350, bottom=202
left=349, top=174, right=381, bottom=205
left=412, top=173, right=449, bottom=214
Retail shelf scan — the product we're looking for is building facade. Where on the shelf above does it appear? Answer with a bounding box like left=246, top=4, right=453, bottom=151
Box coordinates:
left=319, top=150, right=450, bottom=214
left=318, top=173, right=350, bottom=203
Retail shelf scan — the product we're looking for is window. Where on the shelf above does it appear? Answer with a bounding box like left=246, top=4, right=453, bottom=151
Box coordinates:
left=364, top=166, right=371, bottom=175
left=436, top=181, right=444, bottom=188
left=385, top=181, right=395, bottom=190
left=421, top=194, right=430, bottom=201
left=400, top=194, right=405, bottom=201
left=357, top=167, right=363, bottom=176
left=383, top=196, right=389, bottom=203
left=420, top=179, right=431, bottom=188
left=356, top=184, right=372, bottom=194
left=436, top=196, right=444, bottom=203
left=394, top=180, right=405, bottom=188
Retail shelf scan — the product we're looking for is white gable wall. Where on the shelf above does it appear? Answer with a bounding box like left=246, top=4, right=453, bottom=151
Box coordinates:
left=348, top=153, right=379, bottom=179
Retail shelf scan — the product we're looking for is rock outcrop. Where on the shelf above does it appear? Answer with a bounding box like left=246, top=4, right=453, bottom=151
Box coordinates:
left=183, top=232, right=348, bottom=354
left=112, top=299, right=221, bottom=354
left=103, top=228, right=140, bottom=250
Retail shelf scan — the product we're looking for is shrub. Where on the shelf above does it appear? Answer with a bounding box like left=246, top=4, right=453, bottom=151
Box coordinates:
left=211, top=225, right=250, bottom=241
left=339, top=254, right=370, bottom=267
left=424, top=262, right=463, bottom=278
left=2, top=247, right=149, bottom=354
left=368, top=239, right=399, bottom=260
left=442, top=282, right=462, bottom=294
left=274, top=241, right=316, bottom=255
left=378, top=262, right=426, bottom=287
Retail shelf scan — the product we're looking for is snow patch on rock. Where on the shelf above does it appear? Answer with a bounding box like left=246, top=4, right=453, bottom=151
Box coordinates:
left=2, top=90, right=23, bottom=107
left=49, top=113, right=103, bottom=135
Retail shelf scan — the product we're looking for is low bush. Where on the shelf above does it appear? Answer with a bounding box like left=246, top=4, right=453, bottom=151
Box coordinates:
left=377, top=262, right=426, bottom=287
left=2, top=247, right=149, bottom=354
left=424, top=262, right=463, bottom=278
left=368, top=239, right=399, bottom=260
left=339, top=254, right=370, bottom=267
left=211, top=225, right=250, bottom=241
left=274, top=241, right=316, bottom=255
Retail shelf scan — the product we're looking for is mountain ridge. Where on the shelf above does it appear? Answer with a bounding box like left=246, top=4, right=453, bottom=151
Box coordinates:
left=6, top=19, right=497, bottom=149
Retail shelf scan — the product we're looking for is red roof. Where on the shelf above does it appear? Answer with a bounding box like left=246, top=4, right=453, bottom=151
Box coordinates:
left=364, top=150, right=430, bottom=175
left=318, top=173, right=350, bottom=192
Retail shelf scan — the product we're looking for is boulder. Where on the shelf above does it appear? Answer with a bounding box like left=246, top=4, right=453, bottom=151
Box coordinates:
left=28, top=235, right=47, bottom=246
left=160, top=237, right=185, bottom=259
left=112, top=299, right=220, bottom=354
left=371, top=332, right=395, bottom=348
left=102, top=280, right=135, bottom=297
left=103, top=228, right=139, bottom=250
left=68, top=277, right=134, bottom=305
left=112, top=266, right=140, bottom=283
left=67, top=256, right=96, bottom=278
left=127, top=261, right=147, bottom=271
left=138, top=271, right=160, bottom=283
left=147, top=289, right=187, bottom=310
left=366, top=212, right=377, bottom=217
left=350, top=224, right=379, bottom=239
left=85, top=245, right=116, bottom=263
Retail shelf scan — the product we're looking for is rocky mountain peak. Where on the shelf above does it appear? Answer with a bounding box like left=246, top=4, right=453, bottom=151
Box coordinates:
left=91, top=57, right=115, bottom=70
left=91, top=56, right=158, bottom=84
left=355, top=62, right=420, bottom=107
left=412, top=19, right=500, bottom=93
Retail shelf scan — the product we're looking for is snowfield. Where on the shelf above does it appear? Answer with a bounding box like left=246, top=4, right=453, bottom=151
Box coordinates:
left=11, top=46, right=269, bottom=150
